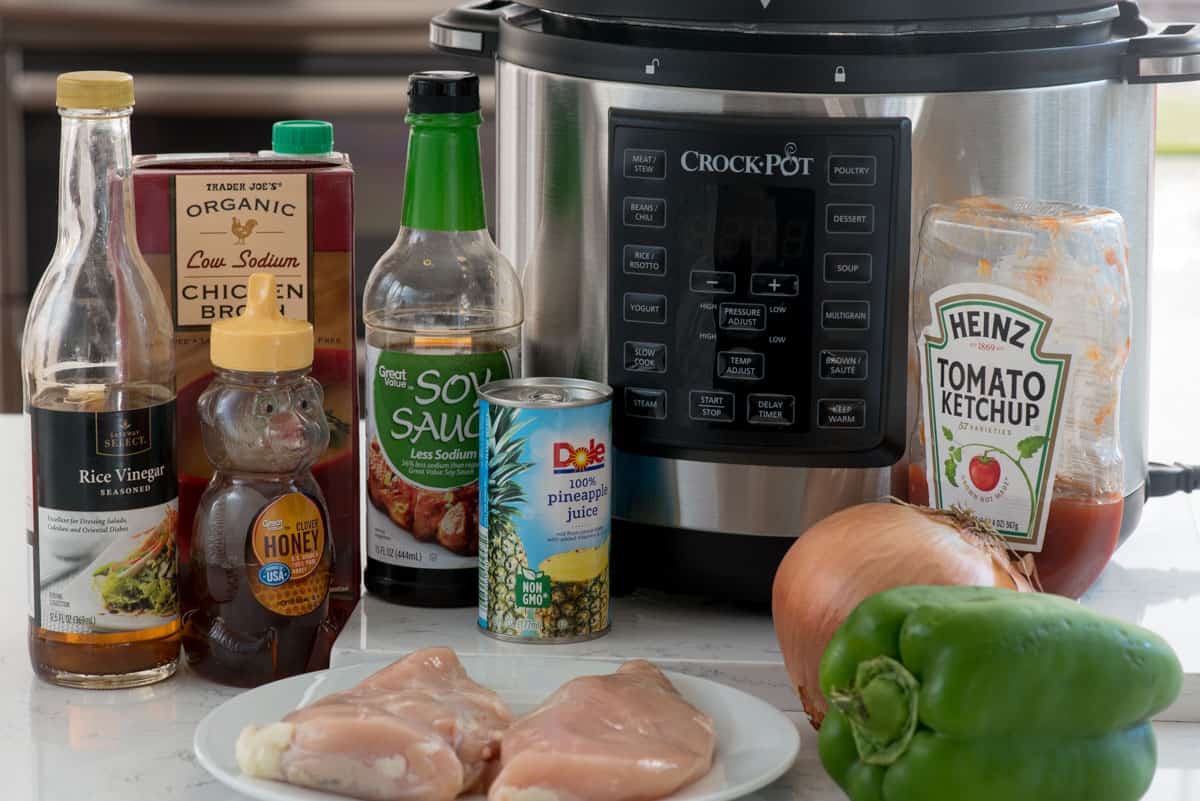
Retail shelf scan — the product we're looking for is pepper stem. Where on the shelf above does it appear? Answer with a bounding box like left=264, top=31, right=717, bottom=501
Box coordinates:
left=828, top=656, right=920, bottom=766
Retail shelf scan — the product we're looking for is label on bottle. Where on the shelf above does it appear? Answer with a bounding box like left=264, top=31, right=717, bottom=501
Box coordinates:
left=919, top=284, right=1074, bottom=550
left=29, top=403, right=179, bottom=637
left=246, top=492, right=330, bottom=617
left=171, top=173, right=312, bottom=328
left=366, top=346, right=513, bottom=570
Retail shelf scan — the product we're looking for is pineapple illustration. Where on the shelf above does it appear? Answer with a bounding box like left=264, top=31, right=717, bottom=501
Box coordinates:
left=483, top=404, right=534, bottom=636
left=535, top=544, right=610, bottom=638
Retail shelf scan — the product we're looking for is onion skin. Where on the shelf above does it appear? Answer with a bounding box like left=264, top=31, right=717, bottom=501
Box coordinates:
left=771, top=502, right=1034, bottom=730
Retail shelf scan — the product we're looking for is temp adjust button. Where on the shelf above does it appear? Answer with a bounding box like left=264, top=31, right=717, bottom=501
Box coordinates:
left=719, top=302, right=766, bottom=332
left=717, top=351, right=765, bottom=381
left=623, top=149, right=667, bottom=180
left=819, top=399, right=867, bottom=429
left=822, top=301, right=870, bottom=330
left=624, top=341, right=667, bottom=374
left=624, top=245, right=667, bottom=277
left=625, top=388, right=668, bottom=420
left=689, top=390, right=735, bottom=423
left=819, top=350, right=869, bottom=381
left=623, top=197, right=666, bottom=228
left=624, top=292, right=668, bottom=325
left=826, top=204, right=875, bottom=234
left=748, top=394, right=795, bottom=426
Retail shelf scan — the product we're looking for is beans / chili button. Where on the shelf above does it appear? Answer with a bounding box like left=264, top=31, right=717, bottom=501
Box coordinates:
left=623, top=197, right=666, bottom=228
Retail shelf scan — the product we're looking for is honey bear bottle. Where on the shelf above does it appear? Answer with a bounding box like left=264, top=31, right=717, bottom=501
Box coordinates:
left=181, top=272, right=332, bottom=687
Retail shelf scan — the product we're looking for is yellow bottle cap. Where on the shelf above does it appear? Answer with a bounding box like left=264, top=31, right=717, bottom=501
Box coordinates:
left=56, top=71, right=135, bottom=109
left=210, top=273, right=314, bottom=372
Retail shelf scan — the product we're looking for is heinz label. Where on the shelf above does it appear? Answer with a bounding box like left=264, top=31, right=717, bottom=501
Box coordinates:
left=920, top=284, right=1073, bottom=550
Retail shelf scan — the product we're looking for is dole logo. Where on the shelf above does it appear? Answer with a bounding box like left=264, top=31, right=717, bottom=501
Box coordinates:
left=553, top=439, right=606, bottom=474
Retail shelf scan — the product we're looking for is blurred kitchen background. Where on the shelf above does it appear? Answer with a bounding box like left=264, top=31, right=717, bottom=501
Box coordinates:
left=0, top=0, right=1197, bottom=446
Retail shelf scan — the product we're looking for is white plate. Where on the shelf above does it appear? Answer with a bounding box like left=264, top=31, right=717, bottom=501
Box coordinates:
left=195, top=656, right=801, bottom=801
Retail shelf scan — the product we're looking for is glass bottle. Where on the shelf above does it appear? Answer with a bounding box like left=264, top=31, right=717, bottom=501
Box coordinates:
left=181, top=273, right=333, bottom=687
left=23, top=71, right=179, bottom=689
left=363, top=71, right=523, bottom=608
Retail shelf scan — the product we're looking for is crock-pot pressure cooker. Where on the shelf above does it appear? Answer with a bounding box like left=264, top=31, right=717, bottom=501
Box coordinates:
left=432, top=1, right=1200, bottom=602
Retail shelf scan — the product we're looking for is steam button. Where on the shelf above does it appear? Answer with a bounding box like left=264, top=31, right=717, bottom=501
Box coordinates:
left=625, top=388, right=668, bottom=420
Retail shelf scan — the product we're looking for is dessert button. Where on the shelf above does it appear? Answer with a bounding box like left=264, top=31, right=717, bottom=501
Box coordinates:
left=826, top=203, right=875, bottom=234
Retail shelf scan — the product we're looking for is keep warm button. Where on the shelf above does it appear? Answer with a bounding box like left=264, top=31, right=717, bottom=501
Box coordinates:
left=819, top=399, right=867, bottom=429
left=747, top=394, right=795, bottom=426
left=719, top=302, right=766, bottom=332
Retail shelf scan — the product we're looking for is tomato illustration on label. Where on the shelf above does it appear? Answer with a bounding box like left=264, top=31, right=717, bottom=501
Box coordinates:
left=968, top=454, right=1002, bottom=492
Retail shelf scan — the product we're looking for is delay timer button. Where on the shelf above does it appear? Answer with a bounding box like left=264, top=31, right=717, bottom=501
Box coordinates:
left=748, top=394, right=795, bottom=426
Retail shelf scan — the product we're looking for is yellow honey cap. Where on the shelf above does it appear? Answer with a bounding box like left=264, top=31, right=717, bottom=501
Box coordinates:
left=56, top=71, right=135, bottom=109
left=210, top=273, right=313, bottom=372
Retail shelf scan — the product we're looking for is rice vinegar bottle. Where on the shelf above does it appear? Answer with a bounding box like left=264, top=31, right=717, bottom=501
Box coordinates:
left=363, top=71, right=523, bottom=607
left=23, top=72, right=179, bottom=688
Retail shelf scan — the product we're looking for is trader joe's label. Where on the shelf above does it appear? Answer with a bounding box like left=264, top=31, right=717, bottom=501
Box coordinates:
left=920, top=285, right=1073, bottom=550
left=29, top=404, right=179, bottom=636
left=172, top=173, right=311, bottom=327
left=365, top=346, right=512, bottom=569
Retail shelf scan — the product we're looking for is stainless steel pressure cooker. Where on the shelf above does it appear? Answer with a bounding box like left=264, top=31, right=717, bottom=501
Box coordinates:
left=432, top=0, right=1200, bottom=601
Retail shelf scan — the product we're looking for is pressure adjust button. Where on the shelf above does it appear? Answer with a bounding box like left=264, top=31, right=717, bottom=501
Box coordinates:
left=747, top=394, right=795, bottom=426
left=826, top=204, right=875, bottom=234
left=624, top=245, right=667, bottom=277
left=828, top=155, right=878, bottom=186
left=625, top=388, right=668, bottom=420
left=822, top=301, right=870, bottom=330
left=819, top=399, right=867, bottom=429
left=623, top=197, right=666, bottom=228
left=718, top=302, right=766, bottom=332
left=623, top=292, right=668, bottom=325
left=624, top=341, right=667, bottom=374
left=717, top=351, right=765, bottom=381
left=623, top=149, right=667, bottom=180
left=689, top=390, right=735, bottom=423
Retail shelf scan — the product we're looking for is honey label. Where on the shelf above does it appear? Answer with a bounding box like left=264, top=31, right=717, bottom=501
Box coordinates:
left=172, top=173, right=311, bottom=328
left=247, top=492, right=329, bottom=616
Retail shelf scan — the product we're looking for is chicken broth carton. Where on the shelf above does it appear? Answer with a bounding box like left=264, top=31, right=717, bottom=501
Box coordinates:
left=132, top=130, right=359, bottom=657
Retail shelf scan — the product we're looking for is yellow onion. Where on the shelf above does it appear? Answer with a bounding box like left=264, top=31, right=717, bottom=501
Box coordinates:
left=771, top=501, right=1035, bottom=729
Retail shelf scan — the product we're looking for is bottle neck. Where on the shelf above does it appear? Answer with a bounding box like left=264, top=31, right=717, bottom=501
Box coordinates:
left=55, top=108, right=136, bottom=266
left=401, top=111, right=487, bottom=233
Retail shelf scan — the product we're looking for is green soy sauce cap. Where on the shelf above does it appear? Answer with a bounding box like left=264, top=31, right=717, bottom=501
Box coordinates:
left=272, top=120, right=334, bottom=155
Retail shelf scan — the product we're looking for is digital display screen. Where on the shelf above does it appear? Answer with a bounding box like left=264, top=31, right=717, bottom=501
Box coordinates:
left=713, top=185, right=814, bottom=273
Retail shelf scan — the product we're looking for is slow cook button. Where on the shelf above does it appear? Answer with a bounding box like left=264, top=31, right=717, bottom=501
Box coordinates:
left=828, top=155, right=878, bottom=186
left=623, top=245, right=667, bottom=277
left=819, top=350, right=869, bottom=381
left=824, top=253, right=873, bottom=283
left=719, top=302, right=766, bottom=332
left=826, top=204, right=875, bottom=234
left=819, top=399, right=867, bottom=429
left=625, top=388, right=668, bottom=420
left=623, top=292, right=668, bottom=325
left=623, top=196, right=667, bottom=228
left=717, top=351, right=765, bottom=381
left=624, top=341, right=668, bottom=374
left=747, top=394, right=795, bottom=426
left=623, top=148, right=667, bottom=180
left=688, top=390, right=735, bottom=423
left=822, top=300, right=870, bottom=330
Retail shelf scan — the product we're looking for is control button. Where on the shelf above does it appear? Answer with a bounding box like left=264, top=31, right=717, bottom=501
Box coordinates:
left=751, top=273, right=800, bottom=297
left=828, top=155, right=878, bottom=186
left=689, top=390, right=735, bottom=423
left=819, top=399, right=867, bottom=429
left=625, top=388, right=668, bottom=420
left=717, top=351, right=765, bottom=381
left=748, top=394, right=795, bottom=426
left=719, top=302, right=766, bottom=332
left=824, top=253, right=873, bottom=284
left=819, top=350, right=869, bottom=381
left=623, top=196, right=666, bottom=228
left=822, top=300, right=870, bottom=330
left=623, top=245, right=667, bottom=277
left=623, top=292, right=668, bottom=325
left=623, top=148, right=667, bottom=180
left=624, top=341, right=668, bottom=374
left=690, top=270, right=736, bottom=295
left=826, top=204, right=875, bottom=234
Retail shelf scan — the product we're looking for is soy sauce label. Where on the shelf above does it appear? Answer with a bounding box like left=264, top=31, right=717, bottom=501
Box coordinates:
left=246, top=492, right=329, bottom=617
left=29, top=403, right=179, bottom=635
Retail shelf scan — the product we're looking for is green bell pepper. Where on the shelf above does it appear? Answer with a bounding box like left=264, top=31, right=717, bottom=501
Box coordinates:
left=818, top=586, right=1182, bottom=801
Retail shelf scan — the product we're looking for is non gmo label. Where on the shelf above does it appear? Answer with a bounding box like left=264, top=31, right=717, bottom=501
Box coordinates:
left=920, top=284, right=1072, bottom=550
left=246, top=492, right=329, bottom=617
left=172, top=173, right=311, bottom=328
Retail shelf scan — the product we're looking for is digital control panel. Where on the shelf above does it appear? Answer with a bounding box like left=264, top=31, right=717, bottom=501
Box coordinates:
left=608, top=113, right=911, bottom=467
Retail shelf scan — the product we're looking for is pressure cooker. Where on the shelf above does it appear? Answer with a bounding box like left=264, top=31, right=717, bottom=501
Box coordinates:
left=431, top=0, right=1200, bottom=602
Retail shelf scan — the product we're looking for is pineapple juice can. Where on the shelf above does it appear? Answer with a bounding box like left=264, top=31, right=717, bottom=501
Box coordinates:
left=478, top=378, right=613, bottom=642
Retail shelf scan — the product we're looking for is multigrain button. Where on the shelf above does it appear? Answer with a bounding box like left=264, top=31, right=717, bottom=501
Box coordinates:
left=623, top=196, right=666, bottom=228
left=747, top=394, right=795, bottom=426
left=826, top=204, right=875, bottom=234
left=625, top=387, right=668, bottom=420
left=819, top=350, right=869, bottom=381
left=718, top=302, right=766, bottom=332
left=819, top=399, right=867, bottom=429
left=623, top=292, right=668, bottom=325
left=624, top=341, right=667, bottom=374
left=623, top=148, right=667, bottom=180
left=828, top=155, right=878, bottom=186
left=717, top=351, right=765, bottom=381
left=623, top=245, right=667, bottom=277
left=750, top=273, right=800, bottom=297
left=690, top=270, right=736, bottom=295
left=824, top=253, right=873, bottom=284
left=689, top=390, right=735, bottom=423
left=822, top=300, right=870, bottom=330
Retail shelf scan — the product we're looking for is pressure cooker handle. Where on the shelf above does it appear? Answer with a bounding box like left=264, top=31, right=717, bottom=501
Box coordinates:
left=430, top=2, right=536, bottom=58
left=1122, top=9, right=1200, bottom=83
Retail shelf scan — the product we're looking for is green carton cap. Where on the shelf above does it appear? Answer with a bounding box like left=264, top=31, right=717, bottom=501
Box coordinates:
left=272, top=120, right=333, bottom=155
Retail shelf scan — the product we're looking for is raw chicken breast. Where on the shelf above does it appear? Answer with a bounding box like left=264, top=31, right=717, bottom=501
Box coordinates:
left=237, top=647, right=513, bottom=801
left=489, top=660, right=717, bottom=801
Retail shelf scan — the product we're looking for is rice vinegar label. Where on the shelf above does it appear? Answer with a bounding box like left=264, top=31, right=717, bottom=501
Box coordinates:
left=365, top=346, right=512, bottom=570
left=920, top=284, right=1073, bottom=550
left=29, top=403, right=179, bottom=636
left=172, top=173, right=311, bottom=328
left=246, top=492, right=329, bottom=617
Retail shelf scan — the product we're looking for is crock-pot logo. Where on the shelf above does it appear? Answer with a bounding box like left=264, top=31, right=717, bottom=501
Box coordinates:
left=680, top=142, right=813, bottom=177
